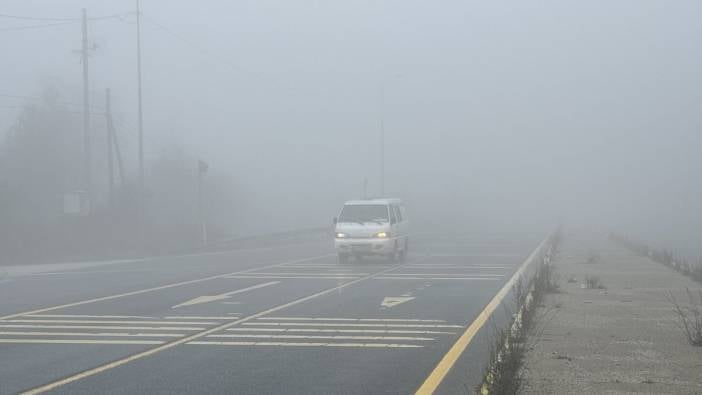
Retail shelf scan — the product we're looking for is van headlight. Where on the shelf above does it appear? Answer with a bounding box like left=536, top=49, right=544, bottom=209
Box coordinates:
left=374, top=232, right=389, bottom=238
left=335, top=232, right=349, bottom=239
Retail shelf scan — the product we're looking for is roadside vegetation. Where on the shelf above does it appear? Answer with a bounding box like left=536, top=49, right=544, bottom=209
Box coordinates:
left=477, top=230, right=562, bottom=395
left=666, top=289, right=702, bottom=347
left=0, top=86, right=244, bottom=264
left=609, top=233, right=702, bottom=284
left=584, top=274, right=605, bottom=290
left=611, top=234, right=702, bottom=346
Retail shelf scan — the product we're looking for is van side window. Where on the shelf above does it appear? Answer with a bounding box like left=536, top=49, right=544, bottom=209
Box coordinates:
left=388, top=205, right=397, bottom=224
left=394, top=205, right=403, bottom=222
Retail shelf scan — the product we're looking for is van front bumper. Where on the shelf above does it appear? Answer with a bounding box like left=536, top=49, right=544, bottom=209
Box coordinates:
left=335, top=238, right=394, bottom=255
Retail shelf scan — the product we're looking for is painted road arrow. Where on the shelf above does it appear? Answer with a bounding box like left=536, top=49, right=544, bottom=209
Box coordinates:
left=171, top=281, right=279, bottom=308
left=380, top=296, right=415, bottom=308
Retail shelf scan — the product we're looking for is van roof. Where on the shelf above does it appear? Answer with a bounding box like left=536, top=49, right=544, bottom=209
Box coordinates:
left=344, top=198, right=403, bottom=205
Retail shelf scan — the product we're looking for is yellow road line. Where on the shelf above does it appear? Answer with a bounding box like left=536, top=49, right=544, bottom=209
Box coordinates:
left=0, top=254, right=333, bottom=321
left=0, top=331, right=183, bottom=338
left=21, top=261, right=412, bottom=394
left=414, top=234, right=551, bottom=395
left=187, top=341, right=422, bottom=348
left=244, top=322, right=463, bottom=328
left=0, top=339, right=164, bottom=345
left=206, top=334, right=434, bottom=341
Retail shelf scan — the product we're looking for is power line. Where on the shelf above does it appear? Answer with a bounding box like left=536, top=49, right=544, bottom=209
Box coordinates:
left=137, top=13, right=326, bottom=98
left=89, top=12, right=135, bottom=21
left=0, top=93, right=104, bottom=110
left=137, top=14, right=252, bottom=76
left=0, top=12, right=133, bottom=22
left=0, top=12, right=134, bottom=32
left=0, top=13, right=77, bottom=21
left=0, top=21, right=78, bottom=32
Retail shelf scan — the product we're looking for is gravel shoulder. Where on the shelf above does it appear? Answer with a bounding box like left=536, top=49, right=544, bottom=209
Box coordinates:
left=519, top=231, right=702, bottom=394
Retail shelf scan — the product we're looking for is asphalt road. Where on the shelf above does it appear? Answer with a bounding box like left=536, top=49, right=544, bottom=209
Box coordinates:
left=0, top=232, right=545, bottom=394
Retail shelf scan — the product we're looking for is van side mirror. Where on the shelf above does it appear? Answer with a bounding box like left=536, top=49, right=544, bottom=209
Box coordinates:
left=333, top=217, right=338, bottom=224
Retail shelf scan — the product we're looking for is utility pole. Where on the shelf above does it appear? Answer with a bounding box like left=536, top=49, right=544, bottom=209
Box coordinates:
left=111, top=119, right=125, bottom=190
left=105, top=89, right=125, bottom=197
left=380, top=83, right=385, bottom=197
left=81, top=8, right=91, bottom=202
left=136, top=0, right=145, bottom=199
left=105, top=89, right=114, bottom=207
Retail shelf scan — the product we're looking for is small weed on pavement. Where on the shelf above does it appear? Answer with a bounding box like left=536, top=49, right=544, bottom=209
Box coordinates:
left=666, top=288, right=702, bottom=346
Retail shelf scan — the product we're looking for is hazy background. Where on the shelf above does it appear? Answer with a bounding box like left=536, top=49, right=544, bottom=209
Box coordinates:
left=2, top=1, right=701, bottom=257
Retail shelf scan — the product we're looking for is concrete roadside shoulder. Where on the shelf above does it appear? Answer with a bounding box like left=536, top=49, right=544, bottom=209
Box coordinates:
left=519, top=231, right=702, bottom=394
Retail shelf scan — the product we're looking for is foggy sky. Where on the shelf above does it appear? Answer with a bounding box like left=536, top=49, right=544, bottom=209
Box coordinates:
left=2, top=1, right=701, bottom=253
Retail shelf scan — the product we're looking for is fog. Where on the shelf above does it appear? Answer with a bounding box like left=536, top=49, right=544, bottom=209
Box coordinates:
left=2, top=1, right=701, bottom=258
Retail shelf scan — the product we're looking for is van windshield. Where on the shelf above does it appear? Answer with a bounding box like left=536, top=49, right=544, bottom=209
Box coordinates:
left=338, top=205, right=389, bottom=224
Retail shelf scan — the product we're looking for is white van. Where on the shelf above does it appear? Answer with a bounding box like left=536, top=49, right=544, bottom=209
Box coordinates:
left=333, top=198, right=409, bottom=263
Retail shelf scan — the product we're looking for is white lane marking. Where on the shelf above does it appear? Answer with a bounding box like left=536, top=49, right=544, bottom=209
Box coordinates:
left=279, top=267, right=381, bottom=270
left=19, top=261, right=412, bottom=395
left=385, top=273, right=503, bottom=277
left=0, top=331, right=184, bottom=338
left=418, top=253, right=521, bottom=257
left=0, top=324, right=203, bottom=331
left=24, top=314, right=154, bottom=319
left=243, top=322, right=463, bottom=328
left=258, top=317, right=446, bottom=322
left=0, top=254, right=334, bottom=321
left=224, top=276, right=361, bottom=280
left=0, top=339, right=164, bottom=345
left=373, top=277, right=502, bottom=280
left=234, top=272, right=370, bottom=276
left=3, top=319, right=215, bottom=325
left=226, top=328, right=457, bottom=335
left=408, top=265, right=512, bottom=271
left=415, top=234, right=552, bottom=394
left=25, top=315, right=239, bottom=321
left=171, top=281, right=280, bottom=308
left=206, top=334, right=434, bottom=341
left=187, top=341, right=422, bottom=348
left=381, top=297, right=415, bottom=308
left=25, top=270, right=150, bottom=276
left=163, top=316, right=239, bottom=320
